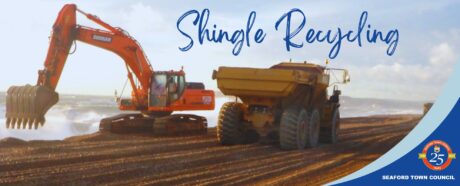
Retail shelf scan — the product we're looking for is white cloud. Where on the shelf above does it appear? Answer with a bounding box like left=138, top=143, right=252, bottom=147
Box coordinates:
left=429, top=42, right=456, bottom=66
left=368, top=63, right=431, bottom=83
left=343, top=42, right=458, bottom=101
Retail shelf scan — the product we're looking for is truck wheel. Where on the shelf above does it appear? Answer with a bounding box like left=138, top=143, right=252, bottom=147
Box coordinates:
left=280, top=107, right=320, bottom=150
left=320, top=109, right=340, bottom=143
left=307, top=109, right=320, bottom=147
left=280, top=107, right=305, bottom=150
left=217, top=102, right=245, bottom=145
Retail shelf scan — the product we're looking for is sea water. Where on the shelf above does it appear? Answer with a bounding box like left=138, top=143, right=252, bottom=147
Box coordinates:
left=0, top=93, right=423, bottom=140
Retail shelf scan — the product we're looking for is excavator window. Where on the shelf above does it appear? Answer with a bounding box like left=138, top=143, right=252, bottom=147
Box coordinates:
left=151, top=74, right=168, bottom=107
left=168, top=76, right=178, bottom=93
left=150, top=73, right=186, bottom=107
left=177, top=75, right=185, bottom=96
left=168, top=75, right=186, bottom=103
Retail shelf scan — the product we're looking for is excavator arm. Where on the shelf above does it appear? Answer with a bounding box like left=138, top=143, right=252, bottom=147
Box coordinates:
left=75, top=26, right=152, bottom=105
left=40, top=4, right=153, bottom=99
left=6, top=4, right=155, bottom=129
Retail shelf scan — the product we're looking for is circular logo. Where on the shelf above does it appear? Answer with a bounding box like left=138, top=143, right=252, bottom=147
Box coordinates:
left=418, top=140, right=456, bottom=171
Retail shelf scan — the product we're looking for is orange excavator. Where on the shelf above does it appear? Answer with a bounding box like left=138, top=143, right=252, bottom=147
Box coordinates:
left=5, top=4, right=214, bottom=134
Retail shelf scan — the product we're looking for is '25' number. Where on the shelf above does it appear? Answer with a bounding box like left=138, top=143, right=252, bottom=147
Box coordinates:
left=429, top=153, right=445, bottom=165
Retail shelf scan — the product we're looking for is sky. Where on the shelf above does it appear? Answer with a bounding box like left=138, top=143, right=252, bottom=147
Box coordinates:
left=0, top=0, right=459, bottom=101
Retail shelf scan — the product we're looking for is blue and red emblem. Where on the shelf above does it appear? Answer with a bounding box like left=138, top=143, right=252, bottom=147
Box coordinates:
left=418, top=140, right=456, bottom=171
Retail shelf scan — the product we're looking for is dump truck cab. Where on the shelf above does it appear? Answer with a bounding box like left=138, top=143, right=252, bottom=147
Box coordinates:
left=213, top=61, right=349, bottom=150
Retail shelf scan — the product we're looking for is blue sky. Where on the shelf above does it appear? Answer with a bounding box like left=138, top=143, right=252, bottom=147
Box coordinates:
left=0, top=0, right=458, bottom=101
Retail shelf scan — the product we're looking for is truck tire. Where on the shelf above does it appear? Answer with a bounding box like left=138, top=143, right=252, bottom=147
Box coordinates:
left=307, top=109, right=320, bottom=147
left=320, top=109, right=340, bottom=143
left=280, top=107, right=320, bottom=150
left=217, top=102, right=245, bottom=145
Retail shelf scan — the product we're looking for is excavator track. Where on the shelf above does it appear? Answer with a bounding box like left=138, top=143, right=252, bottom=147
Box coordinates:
left=99, top=114, right=207, bottom=135
left=99, top=113, right=154, bottom=134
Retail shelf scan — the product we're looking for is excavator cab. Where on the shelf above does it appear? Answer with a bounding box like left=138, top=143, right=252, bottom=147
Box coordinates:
left=149, top=72, right=186, bottom=107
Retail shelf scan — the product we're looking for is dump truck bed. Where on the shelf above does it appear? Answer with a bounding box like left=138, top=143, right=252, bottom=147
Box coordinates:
left=214, top=66, right=328, bottom=98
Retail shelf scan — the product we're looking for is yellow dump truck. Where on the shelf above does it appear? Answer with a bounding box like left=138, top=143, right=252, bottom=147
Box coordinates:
left=212, top=61, right=350, bottom=150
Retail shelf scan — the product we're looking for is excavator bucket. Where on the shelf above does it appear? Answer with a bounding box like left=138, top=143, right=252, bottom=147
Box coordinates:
left=5, top=85, right=58, bottom=129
